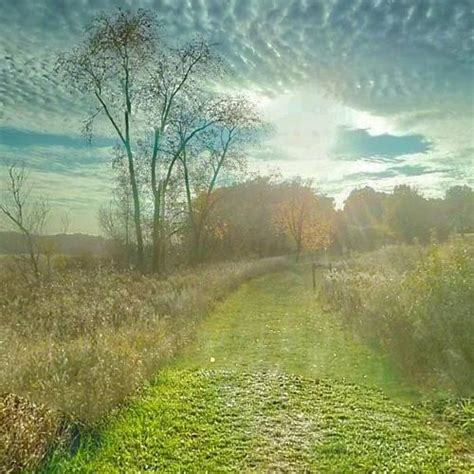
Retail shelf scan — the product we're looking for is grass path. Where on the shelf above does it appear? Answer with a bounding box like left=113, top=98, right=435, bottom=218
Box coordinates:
left=172, top=268, right=415, bottom=399
left=48, top=269, right=472, bottom=472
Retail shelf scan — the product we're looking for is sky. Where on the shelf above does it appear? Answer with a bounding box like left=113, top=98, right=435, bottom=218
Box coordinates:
left=1, top=0, right=473, bottom=233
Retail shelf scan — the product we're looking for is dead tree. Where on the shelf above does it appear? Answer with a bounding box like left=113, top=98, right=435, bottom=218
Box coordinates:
left=0, top=161, right=49, bottom=279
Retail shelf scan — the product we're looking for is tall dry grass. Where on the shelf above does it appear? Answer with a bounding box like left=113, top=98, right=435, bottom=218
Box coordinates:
left=0, top=257, right=288, bottom=422
left=320, top=240, right=474, bottom=395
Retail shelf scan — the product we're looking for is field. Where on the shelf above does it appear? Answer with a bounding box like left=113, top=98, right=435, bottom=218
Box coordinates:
left=0, top=257, right=287, bottom=420
left=0, top=257, right=288, bottom=472
left=48, top=269, right=472, bottom=472
left=2, top=242, right=473, bottom=472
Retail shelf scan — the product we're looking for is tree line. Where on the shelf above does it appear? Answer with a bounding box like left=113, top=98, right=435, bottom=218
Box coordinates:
left=100, top=170, right=474, bottom=266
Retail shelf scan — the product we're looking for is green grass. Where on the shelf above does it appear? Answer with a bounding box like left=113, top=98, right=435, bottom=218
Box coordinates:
left=48, top=370, right=470, bottom=472
left=173, top=268, right=416, bottom=400
left=46, top=268, right=472, bottom=472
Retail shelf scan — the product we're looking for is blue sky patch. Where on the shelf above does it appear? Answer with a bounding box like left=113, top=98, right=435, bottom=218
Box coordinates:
left=0, top=127, right=115, bottom=149
left=332, top=127, right=432, bottom=160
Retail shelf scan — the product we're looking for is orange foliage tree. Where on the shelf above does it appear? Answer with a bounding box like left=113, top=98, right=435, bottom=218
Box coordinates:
left=275, top=185, right=334, bottom=261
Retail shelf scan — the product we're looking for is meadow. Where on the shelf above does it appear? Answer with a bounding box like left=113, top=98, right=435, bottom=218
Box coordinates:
left=2, top=240, right=473, bottom=472
left=47, top=267, right=473, bottom=472
left=0, top=256, right=287, bottom=472
left=320, top=238, right=474, bottom=396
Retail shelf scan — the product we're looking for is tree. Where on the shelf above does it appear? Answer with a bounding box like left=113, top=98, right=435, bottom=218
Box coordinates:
left=60, top=211, right=71, bottom=234
left=0, top=161, right=50, bottom=279
left=384, top=185, right=432, bottom=243
left=197, top=176, right=290, bottom=260
left=142, top=38, right=225, bottom=272
left=57, top=9, right=157, bottom=270
left=445, top=185, right=474, bottom=236
left=339, top=187, right=389, bottom=251
left=58, top=10, right=240, bottom=273
left=343, top=187, right=386, bottom=227
left=98, top=165, right=135, bottom=266
left=149, top=92, right=224, bottom=270
left=276, top=181, right=334, bottom=261
left=179, top=95, right=262, bottom=263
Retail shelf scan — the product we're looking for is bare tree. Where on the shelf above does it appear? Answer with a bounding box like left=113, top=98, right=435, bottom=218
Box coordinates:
left=0, top=161, right=49, bottom=278
left=149, top=93, right=229, bottom=268
left=60, top=211, right=71, bottom=234
left=98, top=164, right=135, bottom=266
left=179, top=96, right=262, bottom=262
left=56, top=9, right=158, bottom=270
left=57, top=9, right=265, bottom=272
left=144, top=38, right=223, bottom=272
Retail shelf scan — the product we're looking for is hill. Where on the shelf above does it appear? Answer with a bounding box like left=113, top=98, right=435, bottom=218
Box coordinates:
left=0, top=232, right=107, bottom=256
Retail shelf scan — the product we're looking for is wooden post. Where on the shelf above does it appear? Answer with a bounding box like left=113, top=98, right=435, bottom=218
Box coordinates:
left=312, top=262, right=316, bottom=292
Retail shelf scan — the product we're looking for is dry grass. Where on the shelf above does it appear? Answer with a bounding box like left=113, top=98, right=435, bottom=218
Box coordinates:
left=0, top=257, right=288, bottom=421
left=320, top=240, right=474, bottom=395
left=0, top=256, right=287, bottom=471
left=0, top=393, right=65, bottom=473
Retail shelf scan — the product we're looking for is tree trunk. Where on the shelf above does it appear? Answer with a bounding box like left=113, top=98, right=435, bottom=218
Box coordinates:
left=190, top=224, right=203, bottom=265
left=152, top=181, right=167, bottom=274
left=295, top=241, right=302, bottom=262
left=152, top=191, right=161, bottom=273
left=125, top=145, right=144, bottom=271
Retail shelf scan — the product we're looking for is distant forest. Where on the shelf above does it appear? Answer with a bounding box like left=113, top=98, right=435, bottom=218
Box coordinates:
left=147, top=178, right=473, bottom=263
left=3, top=179, right=471, bottom=265
left=0, top=232, right=106, bottom=256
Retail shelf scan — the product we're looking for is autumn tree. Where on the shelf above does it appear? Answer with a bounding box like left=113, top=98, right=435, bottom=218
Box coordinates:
left=179, top=95, right=262, bottom=263
left=0, top=161, right=50, bottom=279
left=204, top=177, right=283, bottom=259
left=276, top=181, right=334, bottom=261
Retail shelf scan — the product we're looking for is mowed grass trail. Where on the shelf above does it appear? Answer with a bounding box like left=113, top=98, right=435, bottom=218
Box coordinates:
left=48, top=269, right=472, bottom=472
left=173, top=268, right=414, bottom=399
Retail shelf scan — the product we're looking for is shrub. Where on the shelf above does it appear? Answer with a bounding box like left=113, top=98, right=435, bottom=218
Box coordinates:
left=0, top=393, right=65, bottom=473
left=320, top=242, right=474, bottom=395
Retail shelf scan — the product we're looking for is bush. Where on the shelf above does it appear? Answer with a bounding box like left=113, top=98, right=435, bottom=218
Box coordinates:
left=320, top=242, right=474, bottom=395
left=0, top=394, right=65, bottom=473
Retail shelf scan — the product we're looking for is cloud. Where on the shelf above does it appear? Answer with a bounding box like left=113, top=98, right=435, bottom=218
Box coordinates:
left=0, top=0, right=472, bottom=229
left=0, top=127, right=114, bottom=149
left=1, top=0, right=472, bottom=128
left=0, top=141, right=113, bottom=175
left=0, top=143, right=114, bottom=233
left=343, top=163, right=446, bottom=181
left=332, top=127, right=432, bottom=160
